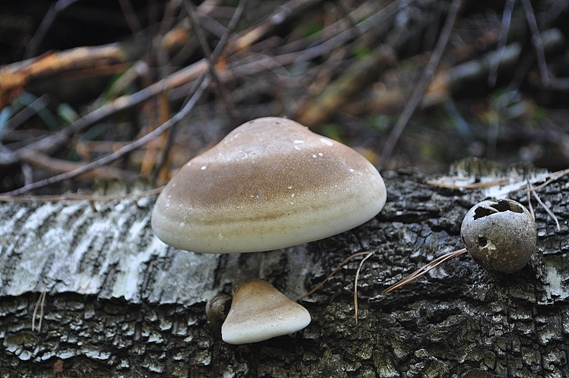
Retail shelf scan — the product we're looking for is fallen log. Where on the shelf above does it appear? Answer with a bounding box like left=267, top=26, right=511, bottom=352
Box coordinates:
left=0, top=163, right=568, bottom=377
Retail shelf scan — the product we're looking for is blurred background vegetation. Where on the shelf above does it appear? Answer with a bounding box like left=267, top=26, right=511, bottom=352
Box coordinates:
left=0, top=0, right=568, bottom=195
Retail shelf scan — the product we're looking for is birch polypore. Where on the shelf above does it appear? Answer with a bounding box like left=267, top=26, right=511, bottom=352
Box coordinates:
left=221, top=280, right=311, bottom=344
left=152, top=117, right=386, bottom=253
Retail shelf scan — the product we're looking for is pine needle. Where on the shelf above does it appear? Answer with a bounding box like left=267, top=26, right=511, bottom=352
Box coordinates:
left=354, top=251, right=374, bottom=324
left=300, top=251, right=372, bottom=300
left=383, top=248, right=467, bottom=294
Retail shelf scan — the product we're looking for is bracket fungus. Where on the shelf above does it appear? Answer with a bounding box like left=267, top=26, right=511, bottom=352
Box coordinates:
left=151, top=117, right=387, bottom=253
left=461, top=199, right=537, bottom=273
left=221, top=280, right=311, bottom=345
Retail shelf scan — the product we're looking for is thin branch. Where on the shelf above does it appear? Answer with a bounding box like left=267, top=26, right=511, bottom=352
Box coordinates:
left=19, top=59, right=207, bottom=156
left=276, top=1, right=389, bottom=55
left=152, top=0, right=249, bottom=180
left=489, top=0, right=515, bottom=87
left=380, top=0, right=464, bottom=168
left=16, top=148, right=138, bottom=181
left=118, top=0, right=143, bottom=35
left=224, top=0, right=323, bottom=54
left=210, top=0, right=250, bottom=64
left=185, top=0, right=239, bottom=122
left=0, top=94, right=52, bottom=138
left=25, top=0, right=82, bottom=59
left=222, top=2, right=401, bottom=84
left=1, top=76, right=211, bottom=196
left=520, top=0, right=550, bottom=86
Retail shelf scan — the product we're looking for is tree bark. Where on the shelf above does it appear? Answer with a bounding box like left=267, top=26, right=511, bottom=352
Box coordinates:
left=0, top=167, right=568, bottom=377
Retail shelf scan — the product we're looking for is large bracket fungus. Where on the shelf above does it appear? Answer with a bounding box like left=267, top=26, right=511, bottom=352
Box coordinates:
left=151, top=117, right=387, bottom=254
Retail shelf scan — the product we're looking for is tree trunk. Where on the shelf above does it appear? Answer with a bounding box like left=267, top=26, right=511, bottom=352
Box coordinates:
left=1, top=166, right=568, bottom=377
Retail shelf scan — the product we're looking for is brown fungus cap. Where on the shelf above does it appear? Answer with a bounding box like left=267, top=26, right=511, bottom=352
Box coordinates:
left=151, top=117, right=386, bottom=253
left=461, top=199, right=537, bottom=273
left=221, top=279, right=311, bottom=344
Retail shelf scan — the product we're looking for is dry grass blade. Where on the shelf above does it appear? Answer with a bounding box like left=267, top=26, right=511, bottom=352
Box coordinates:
left=354, top=251, right=374, bottom=324
left=383, top=248, right=467, bottom=294
left=528, top=181, right=560, bottom=231
left=526, top=180, right=535, bottom=219
left=32, top=288, right=47, bottom=332
left=299, top=251, right=372, bottom=300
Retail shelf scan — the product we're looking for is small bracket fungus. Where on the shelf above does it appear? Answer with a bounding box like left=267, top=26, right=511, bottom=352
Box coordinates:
left=461, top=199, right=537, bottom=273
left=151, top=117, right=387, bottom=253
left=221, top=279, right=311, bottom=344
left=205, top=293, right=232, bottom=335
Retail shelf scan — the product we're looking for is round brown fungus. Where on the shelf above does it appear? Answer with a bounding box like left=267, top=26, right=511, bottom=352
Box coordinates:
left=460, top=199, right=537, bottom=273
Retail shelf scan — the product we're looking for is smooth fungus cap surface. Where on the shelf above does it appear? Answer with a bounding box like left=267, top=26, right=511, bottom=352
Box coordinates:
left=151, top=117, right=387, bottom=253
left=221, top=280, right=311, bottom=345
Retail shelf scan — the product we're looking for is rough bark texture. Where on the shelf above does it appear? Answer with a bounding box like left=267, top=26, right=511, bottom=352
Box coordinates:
left=0, top=168, right=568, bottom=377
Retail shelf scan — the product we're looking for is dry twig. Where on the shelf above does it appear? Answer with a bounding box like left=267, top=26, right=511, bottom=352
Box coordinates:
left=16, top=148, right=138, bottom=181
left=489, top=0, right=515, bottom=87
left=520, top=0, right=550, bottom=86
left=528, top=181, right=560, bottom=231
left=1, top=76, right=211, bottom=196
left=380, top=0, right=464, bottom=168
left=1, top=0, right=254, bottom=196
